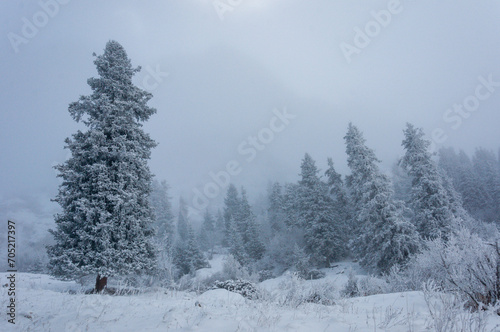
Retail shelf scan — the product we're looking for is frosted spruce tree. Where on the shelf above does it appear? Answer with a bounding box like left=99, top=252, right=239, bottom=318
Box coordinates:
left=400, top=123, right=458, bottom=239
left=150, top=179, right=175, bottom=248
left=456, top=150, right=488, bottom=219
left=173, top=199, right=208, bottom=277
left=439, top=149, right=486, bottom=220
left=325, top=157, right=351, bottom=255
left=198, top=209, right=216, bottom=252
left=221, top=185, right=265, bottom=264
left=472, top=148, right=500, bottom=223
left=345, top=124, right=420, bottom=273
left=267, top=182, right=286, bottom=235
left=297, top=153, right=345, bottom=267
left=176, top=197, right=189, bottom=242
left=223, top=184, right=241, bottom=246
left=239, top=187, right=265, bottom=261
left=47, top=41, right=157, bottom=291
left=150, top=180, right=175, bottom=283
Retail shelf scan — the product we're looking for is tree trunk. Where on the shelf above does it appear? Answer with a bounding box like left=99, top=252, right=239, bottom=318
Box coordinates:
left=95, top=275, right=108, bottom=293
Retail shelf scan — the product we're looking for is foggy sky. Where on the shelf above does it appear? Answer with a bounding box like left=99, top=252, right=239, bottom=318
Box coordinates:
left=1, top=0, right=500, bottom=220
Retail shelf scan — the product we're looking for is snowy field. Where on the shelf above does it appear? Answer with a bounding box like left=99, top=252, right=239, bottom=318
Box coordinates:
left=2, top=259, right=500, bottom=331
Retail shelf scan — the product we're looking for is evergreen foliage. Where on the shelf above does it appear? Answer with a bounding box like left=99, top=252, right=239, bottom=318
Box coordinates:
left=345, top=123, right=420, bottom=272
left=47, top=41, right=157, bottom=280
left=400, top=123, right=458, bottom=239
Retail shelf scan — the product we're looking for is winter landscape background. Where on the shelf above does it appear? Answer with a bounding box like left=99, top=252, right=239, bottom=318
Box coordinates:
left=2, top=1, right=500, bottom=331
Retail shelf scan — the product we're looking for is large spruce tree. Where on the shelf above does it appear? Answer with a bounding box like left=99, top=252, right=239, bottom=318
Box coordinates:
left=47, top=41, right=157, bottom=291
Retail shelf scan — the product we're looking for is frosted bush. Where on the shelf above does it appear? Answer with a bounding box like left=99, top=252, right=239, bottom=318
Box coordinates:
left=423, top=281, right=490, bottom=332
left=341, top=269, right=387, bottom=298
left=190, top=255, right=257, bottom=293
left=357, top=275, right=389, bottom=296
left=387, top=227, right=500, bottom=310
left=276, top=273, right=336, bottom=307
left=340, top=269, right=359, bottom=298
left=213, top=280, right=260, bottom=300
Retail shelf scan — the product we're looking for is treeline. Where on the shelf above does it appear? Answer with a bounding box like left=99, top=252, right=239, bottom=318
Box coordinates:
left=152, top=122, right=499, bottom=281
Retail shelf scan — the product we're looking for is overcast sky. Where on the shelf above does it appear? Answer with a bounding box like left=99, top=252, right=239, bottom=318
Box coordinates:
left=1, top=0, right=500, bottom=220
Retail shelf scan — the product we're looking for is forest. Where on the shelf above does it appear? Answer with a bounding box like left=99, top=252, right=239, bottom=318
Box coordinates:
left=3, top=1, right=500, bottom=330
left=43, top=42, right=500, bottom=319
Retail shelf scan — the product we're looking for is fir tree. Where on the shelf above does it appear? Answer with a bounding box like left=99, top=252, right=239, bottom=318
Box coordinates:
left=222, top=185, right=265, bottom=263
left=457, top=150, right=488, bottom=218
left=296, top=153, right=345, bottom=267
left=293, top=244, right=311, bottom=277
left=177, top=197, right=189, bottom=242
left=268, top=182, right=286, bottom=234
left=244, top=217, right=266, bottom=261
left=325, top=158, right=351, bottom=254
left=173, top=243, right=190, bottom=277
left=345, top=123, right=380, bottom=214
left=150, top=179, right=175, bottom=283
left=173, top=206, right=208, bottom=277
left=239, top=188, right=265, bottom=261
left=391, top=162, right=413, bottom=205
left=472, top=148, right=500, bottom=223
left=439, top=148, right=491, bottom=222
left=223, top=184, right=240, bottom=246
left=186, top=225, right=209, bottom=272
left=345, top=123, right=420, bottom=273
left=215, top=209, right=225, bottom=246
left=400, top=123, right=457, bottom=239
left=198, top=209, right=216, bottom=252
left=282, top=183, right=302, bottom=228
left=150, top=179, right=174, bottom=248
left=228, top=216, right=247, bottom=265
left=47, top=41, right=157, bottom=291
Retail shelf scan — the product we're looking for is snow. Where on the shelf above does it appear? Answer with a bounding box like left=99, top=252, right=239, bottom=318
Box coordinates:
left=197, top=288, right=246, bottom=305
left=2, top=261, right=500, bottom=331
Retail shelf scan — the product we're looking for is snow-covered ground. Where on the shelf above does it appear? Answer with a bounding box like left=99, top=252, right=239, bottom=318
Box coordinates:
left=2, top=259, right=500, bottom=331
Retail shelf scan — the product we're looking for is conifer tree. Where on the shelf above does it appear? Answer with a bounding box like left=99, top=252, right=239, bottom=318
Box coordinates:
left=268, top=182, right=286, bottom=234
left=150, top=180, right=174, bottom=248
left=177, top=197, right=189, bottom=242
left=223, top=184, right=240, bottom=246
left=47, top=41, right=157, bottom=291
left=227, top=216, right=247, bottom=264
left=222, top=185, right=265, bottom=263
left=391, top=162, right=413, bottom=204
left=215, top=209, right=225, bottom=246
left=186, top=225, right=209, bottom=272
left=296, top=153, right=344, bottom=266
left=472, top=148, right=500, bottom=223
left=239, top=188, right=265, bottom=261
left=198, top=209, right=216, bottom=252
left=173, top=203, right=208, bottom=277
left=456, top=150, right=488, bottom=218
left=283, top=183, right=302, bottom=228
left=325, top=158, right=351, bottom=253
left=345, top=123, right=419, bottom=272
left=150, top=179, right=175, bottom=282
left=439, top=148, right=497, bottom=224
left=400, top=123, right=458, bottom=239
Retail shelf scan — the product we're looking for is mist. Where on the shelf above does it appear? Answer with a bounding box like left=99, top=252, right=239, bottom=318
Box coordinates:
left=1, top=0, right=500, bottom=225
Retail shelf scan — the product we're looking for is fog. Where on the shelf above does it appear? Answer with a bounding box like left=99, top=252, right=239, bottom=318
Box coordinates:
left=1, top=0, right=500, bottom=222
